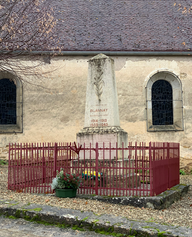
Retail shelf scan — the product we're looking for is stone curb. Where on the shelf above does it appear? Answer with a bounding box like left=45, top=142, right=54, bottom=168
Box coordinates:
left=77, top=184, right=190, bottom=210
left=0, top=197, right=192, bottom=237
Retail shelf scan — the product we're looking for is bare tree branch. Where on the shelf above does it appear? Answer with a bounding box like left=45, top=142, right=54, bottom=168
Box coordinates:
left=0, top=0, right=57, bottom=80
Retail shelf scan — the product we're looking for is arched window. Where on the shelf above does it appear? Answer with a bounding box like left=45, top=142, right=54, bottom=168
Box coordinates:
left=152, top=80, right=173, bottom=125
left=0, top=79, right=16, bottom=124
left=0, top=71, right=23, bottom=133
left=146, top=71, right=183, bottom=131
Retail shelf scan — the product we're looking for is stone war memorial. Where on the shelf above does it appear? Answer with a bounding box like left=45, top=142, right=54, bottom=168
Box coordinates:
left=76, top=54, right=139, bottom=187
left=77, top=54, right=128, bottom=159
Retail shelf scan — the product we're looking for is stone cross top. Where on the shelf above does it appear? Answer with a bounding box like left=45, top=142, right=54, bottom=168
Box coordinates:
left=84, top=54, right=120, bottom=128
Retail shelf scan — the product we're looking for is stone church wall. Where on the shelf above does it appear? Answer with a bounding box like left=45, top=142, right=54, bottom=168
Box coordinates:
left=0, top=55, right=192, bottom=165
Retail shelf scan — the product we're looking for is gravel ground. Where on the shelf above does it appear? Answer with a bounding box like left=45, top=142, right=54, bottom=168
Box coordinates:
left=1, top=165, right=192, bottom=229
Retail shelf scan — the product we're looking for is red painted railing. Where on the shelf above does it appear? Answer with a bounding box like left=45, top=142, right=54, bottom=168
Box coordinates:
left=8, top=142, right=179, bottom=197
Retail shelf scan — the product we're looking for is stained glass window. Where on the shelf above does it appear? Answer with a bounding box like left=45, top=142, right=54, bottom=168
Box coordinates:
left=0, top=79, right=16, bottom=124
left=152, top=80, right=173, bottom=125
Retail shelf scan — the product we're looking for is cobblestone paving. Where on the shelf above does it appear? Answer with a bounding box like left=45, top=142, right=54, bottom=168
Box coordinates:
left=0, top=216, right=115, bottom=237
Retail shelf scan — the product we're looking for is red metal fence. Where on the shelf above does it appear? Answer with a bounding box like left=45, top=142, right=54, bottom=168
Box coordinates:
left=8, top=142, right=180, bottom=197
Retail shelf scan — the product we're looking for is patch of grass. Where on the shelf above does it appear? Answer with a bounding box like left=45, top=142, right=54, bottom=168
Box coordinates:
left=0, top=160, right=8, bottom=165
left=92, top=219, right=99, bottom=224
left=180, top=169, right=186, bottom=175
left=93, top=212, right=102, bottom=216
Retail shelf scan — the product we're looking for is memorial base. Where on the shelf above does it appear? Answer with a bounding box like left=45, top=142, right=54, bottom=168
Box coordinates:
left=77, top=126, right=128, bottom=159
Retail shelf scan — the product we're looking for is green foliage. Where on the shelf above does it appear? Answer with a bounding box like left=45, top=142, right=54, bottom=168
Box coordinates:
left=8, top=203, right=19, bottom=207
left=31, top=214, right=40, bottom=222
left=72, top=225, right=85, bottom=231
left=55, top=223, right=69, bottom=228
left=138, top=169, right=149, bottom=174
left=30, top=208, right=42, bottom=212
left=92, top=219, right=99, bottom=224
left=93, top=212, right=102, bottom=216
left=51, top=168, right=81, bottom=190
left=0, top=160, right=8, bottom=165
left=158, top=232, right=166, bottom=237
left=94, top=227, right=127, bottom=236
left=180, top=169, right=186, bottom=175
left=15, top=210, right=21, bottom=218
left=143, top=226, right=166, bottom=236
left=24, top=215, right=31, bottom=221
left=8, top=215, right=17, bottom=219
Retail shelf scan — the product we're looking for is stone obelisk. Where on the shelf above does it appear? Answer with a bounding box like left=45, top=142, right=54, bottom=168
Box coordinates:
left=77, top=54, right=128, bottom=157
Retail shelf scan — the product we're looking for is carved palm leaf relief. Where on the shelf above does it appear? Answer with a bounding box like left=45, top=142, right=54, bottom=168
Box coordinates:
left=93, top=70, right=104, bottom=101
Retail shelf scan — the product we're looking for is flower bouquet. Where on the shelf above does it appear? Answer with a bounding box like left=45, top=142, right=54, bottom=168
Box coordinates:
left=51, top=168, right=81, bottom=198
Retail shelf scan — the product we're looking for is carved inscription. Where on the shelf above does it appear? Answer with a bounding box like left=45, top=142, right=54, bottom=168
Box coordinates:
left=90, top=109, right=108, bottom=112
left=90, top=119, right=108, bottom=127
left=89, top=106, right=109, bottom=127
left=90, top=108, right=108, bottom=117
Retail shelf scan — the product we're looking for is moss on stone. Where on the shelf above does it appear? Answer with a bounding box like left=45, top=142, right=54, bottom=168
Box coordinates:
left=72, top=225, right=85, bottom=231
left=31, top=214, right=40, bottom=222
left=8, top=215, right=17, bottom=219
left=15, top=210, right=21, bottom=218
left=8, top=203, right=19, bottom=207
left=29, top=208, right=42, bottom=212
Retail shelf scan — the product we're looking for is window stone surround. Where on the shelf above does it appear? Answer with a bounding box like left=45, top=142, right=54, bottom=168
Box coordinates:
left=0, top=71, right=23, bottom=133
left=146, top=71, right=184, bottom=132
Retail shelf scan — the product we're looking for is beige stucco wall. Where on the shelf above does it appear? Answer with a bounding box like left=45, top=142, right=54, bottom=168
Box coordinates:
left=1, top=55, right=192, bottom=161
